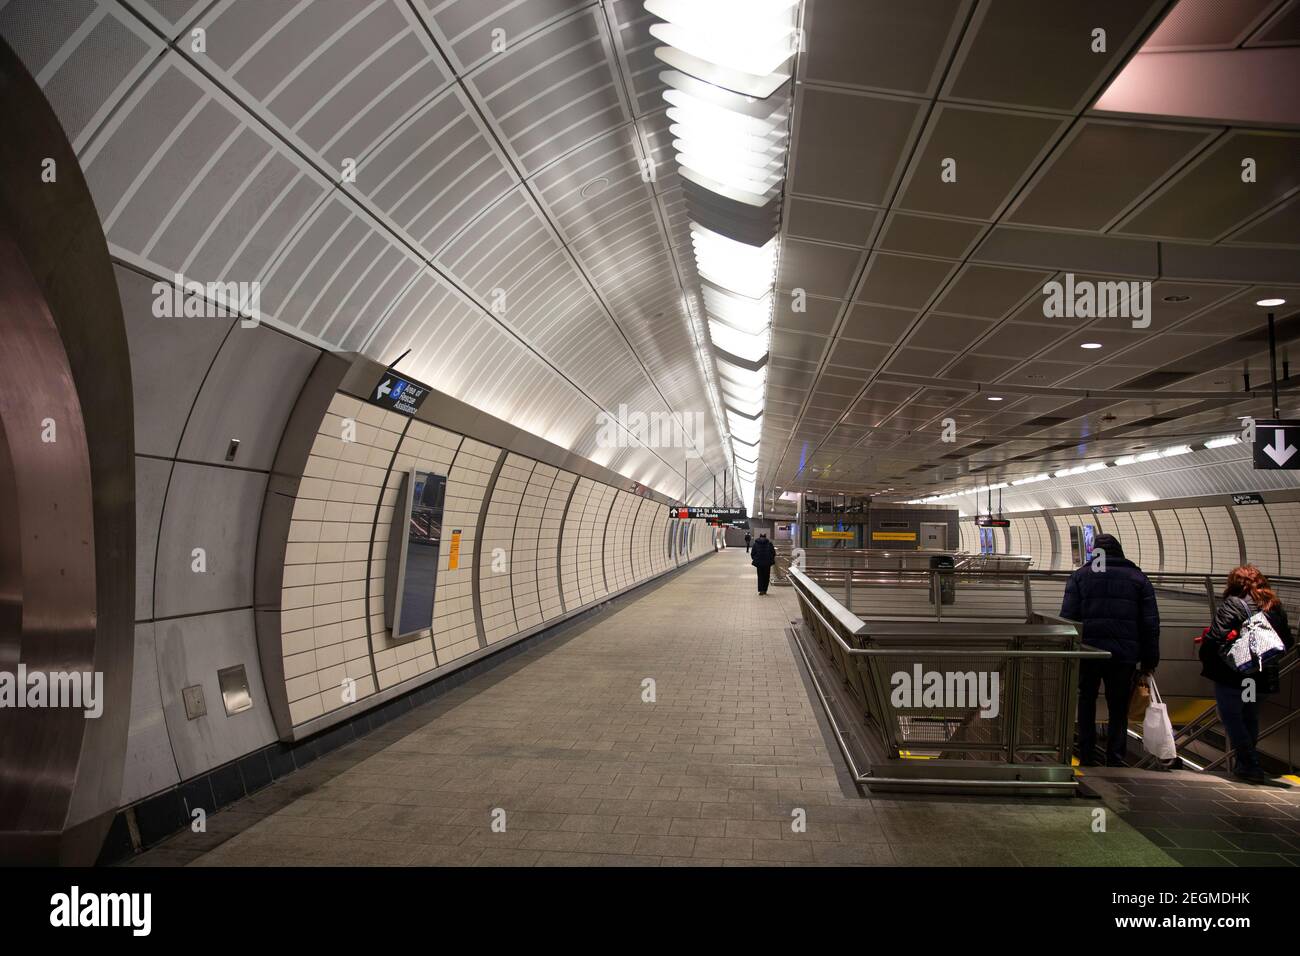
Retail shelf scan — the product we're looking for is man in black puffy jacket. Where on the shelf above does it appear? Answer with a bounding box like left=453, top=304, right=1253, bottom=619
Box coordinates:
left=750, top=533, right=776, bottom=595
left=1060, top=534, right=1161, bottom=766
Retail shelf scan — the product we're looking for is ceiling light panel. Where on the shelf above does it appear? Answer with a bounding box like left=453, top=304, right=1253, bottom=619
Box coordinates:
left=648, top=0, right=799, bottom=510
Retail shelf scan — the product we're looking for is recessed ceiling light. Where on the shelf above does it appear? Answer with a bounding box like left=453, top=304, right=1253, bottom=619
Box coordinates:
left=1163, top=294, right=1190, bottom=303
left=1081, top=342, right=1103, bottom=350
left=1257, top=297, right=1287, bottom=307
left=579, top=176, right=609, bottom=198
left=987, top=396, right=1004, bottom=401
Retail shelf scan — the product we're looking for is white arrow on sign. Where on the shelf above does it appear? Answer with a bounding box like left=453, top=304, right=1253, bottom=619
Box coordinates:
left=375, top=378, right=392, bottom=401
left=1264, top=428, right=1297, bottom=466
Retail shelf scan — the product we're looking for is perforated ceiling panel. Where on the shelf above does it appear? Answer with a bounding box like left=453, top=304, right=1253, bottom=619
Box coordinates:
left=754, top=0, right=1300, bottom=506
left=0, top=0, right=733, bottom=503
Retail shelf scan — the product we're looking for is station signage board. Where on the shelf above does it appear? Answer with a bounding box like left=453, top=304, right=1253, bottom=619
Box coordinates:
left=369, top=370, right=431, bottom=417
left=1253, top=420, right=1300, bottom=470
left=811, top=529, right=855, bottom=539
left=670, top=507, right=747, bottom=521
left=1091, top=504, right=1121, bottom=514
left=976, top=516, right=1010, bottom=528
left=1232, top=492, right=1265, bottom=505
left=872, top=531, right=917, bottom=542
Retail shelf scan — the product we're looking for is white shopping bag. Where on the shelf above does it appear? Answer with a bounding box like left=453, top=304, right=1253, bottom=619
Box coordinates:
left=1142, top=676, right=1177, bottom=762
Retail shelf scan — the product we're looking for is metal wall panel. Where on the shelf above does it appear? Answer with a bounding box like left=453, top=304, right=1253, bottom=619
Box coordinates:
left=153, top=463, right=267, bottom=618
left=176, top=324, right=319, bottom=469
left=134, top=456, right=170, bottom=622
left=154, top=609, right=279, bottom=781
left=119, top=622, right=178, bottom=806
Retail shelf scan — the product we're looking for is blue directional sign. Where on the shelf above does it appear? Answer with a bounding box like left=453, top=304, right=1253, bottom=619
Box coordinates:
left=369, top=371, right=430, bottom=417
left=1253, top=420, right=1300, bottom=470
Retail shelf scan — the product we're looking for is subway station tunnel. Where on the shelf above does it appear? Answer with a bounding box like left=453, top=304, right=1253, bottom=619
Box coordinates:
left=1, top=0, right=1300, bottom=881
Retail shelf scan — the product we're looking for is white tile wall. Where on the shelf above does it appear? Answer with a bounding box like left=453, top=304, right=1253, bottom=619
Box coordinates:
left=538, top=468, right=574, bottom=620
left=1232, top=503, right=1280, bottom=577
left=649, top=508, right=670, bottom=574
left=603, top=490, right=636, bottom=592
left=276, top=394, right=713, bottom=733
left=1085, top=510, right=1139, bottom=566
left=560, top=477, right=591, bottom=610
left=481, top=453, right=532, bottom=644
left=1128, top=510, right=1161, bottom=572
left=1176, top=509, right=1213, bottom=578
left=1152, top=510, right=1187, bottom=574
left=1026, top=515, right=1051, bottom=568
left=1265, top=502, right=1300, bottom=577
left=631, top=497, right=657, bottom=581
left=430, top=436, right=501, bottom=666
left=371, top=419, right=461, bottom=693
left=1199, top=506, right=1243, bottom=575
left=510, top=461, right=556, bottom=633
left=579, top=481, right=616, bottom=602
left=1049, top=516, right=1073, bottom=569
left=281, top=393, right=405, bottom=726
left=1262, top=502, right=1300, bottom=618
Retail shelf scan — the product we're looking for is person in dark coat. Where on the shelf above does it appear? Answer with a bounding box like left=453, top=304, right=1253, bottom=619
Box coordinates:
left=1060, top=533, right=1160, bottom=766
left=1200, top=565, right=1293, bottom=783
left=750, top=533, right=775, bottom=595
left=744, top=532, right=752, bottom=553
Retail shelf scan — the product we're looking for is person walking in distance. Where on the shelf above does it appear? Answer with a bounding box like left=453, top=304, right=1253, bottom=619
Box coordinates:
left=1060, top=533, right=1160, bottom=766
left=1199, top=565, right=1293, bottom=783
left=751, top=532, right=775, bottom=596
left=744, top=531, right=752, bottom=553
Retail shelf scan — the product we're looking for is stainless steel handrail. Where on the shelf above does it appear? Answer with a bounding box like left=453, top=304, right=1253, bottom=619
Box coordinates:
left=782, top=566, right=1300, bottom=628
left=787, top=566, right=1109, bottom=791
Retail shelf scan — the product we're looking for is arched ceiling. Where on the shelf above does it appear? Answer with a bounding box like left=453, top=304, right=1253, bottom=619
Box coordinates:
left=0, top=0, right=735, bottom=504
left=4, top=0, right=1299, bottom=511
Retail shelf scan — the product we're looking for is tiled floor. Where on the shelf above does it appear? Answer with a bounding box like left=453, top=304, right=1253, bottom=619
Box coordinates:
left=130, top=549, right=1176, bottom=866
left=1082, top=767, right=1300, bottom=866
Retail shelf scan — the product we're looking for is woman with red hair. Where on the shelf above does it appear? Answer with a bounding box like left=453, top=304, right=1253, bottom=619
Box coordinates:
left=1200, top=565, right=1293, bottom=783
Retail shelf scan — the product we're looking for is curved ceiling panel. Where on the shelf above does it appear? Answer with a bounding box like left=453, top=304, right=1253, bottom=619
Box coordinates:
left=0, top=0, right=734, bottom=503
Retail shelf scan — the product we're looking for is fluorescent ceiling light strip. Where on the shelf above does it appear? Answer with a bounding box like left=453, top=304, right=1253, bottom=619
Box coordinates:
left=649, top=22, right=796, bottom=77
left=652, top=1, right=794, bottom=510
left=653, top=45, right=790, bottom=99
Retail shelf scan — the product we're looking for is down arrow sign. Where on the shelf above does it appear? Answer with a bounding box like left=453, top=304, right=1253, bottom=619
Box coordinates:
left=1265, top=429, right=1297, bottom=466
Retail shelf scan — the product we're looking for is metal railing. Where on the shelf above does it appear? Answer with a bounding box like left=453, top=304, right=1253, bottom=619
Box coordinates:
left=787, top=566, right=1109, bottom=793
left=782, top=563, right=1300, bottom=627
left=1129, top=648, right=1300, bottom=772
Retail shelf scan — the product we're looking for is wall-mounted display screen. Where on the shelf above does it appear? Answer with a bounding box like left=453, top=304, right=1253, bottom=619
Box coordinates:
left=386, top=469, right=446, bottom=641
